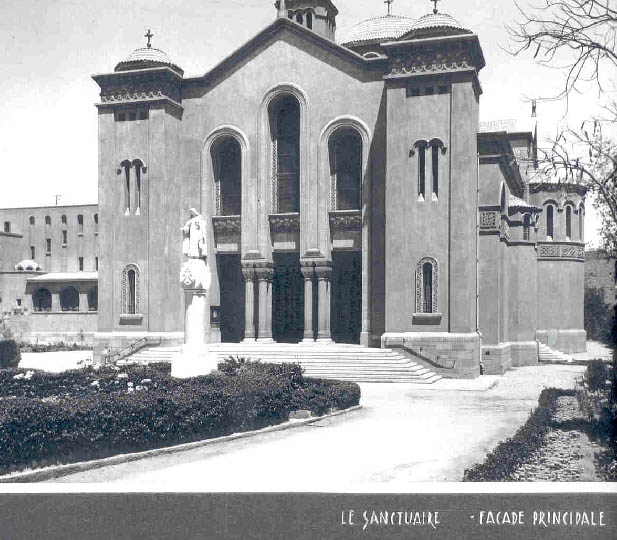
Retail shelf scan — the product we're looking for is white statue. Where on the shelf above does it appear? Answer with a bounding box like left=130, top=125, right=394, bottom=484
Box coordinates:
left=181, top=208, right=207, bottom=259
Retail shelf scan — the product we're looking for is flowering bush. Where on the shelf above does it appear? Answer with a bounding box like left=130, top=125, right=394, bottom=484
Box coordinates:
left=0, top=360, right=360, bottom=475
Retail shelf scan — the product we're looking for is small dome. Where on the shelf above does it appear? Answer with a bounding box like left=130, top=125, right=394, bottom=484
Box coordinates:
left=115, top=46, right=183, bottom=75
left=341, top=14, right=416, bottom=46
left=406, top=12, right=471, bottom=37
left=15, top=260, right=41, bottom=272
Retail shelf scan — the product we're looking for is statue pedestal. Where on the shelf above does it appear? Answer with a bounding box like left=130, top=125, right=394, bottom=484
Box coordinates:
left=171, top=259, right=217, bottom=379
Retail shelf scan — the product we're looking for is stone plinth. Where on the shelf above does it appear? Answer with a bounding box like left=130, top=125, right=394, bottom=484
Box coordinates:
left=172, top=258, right=217, bottom=379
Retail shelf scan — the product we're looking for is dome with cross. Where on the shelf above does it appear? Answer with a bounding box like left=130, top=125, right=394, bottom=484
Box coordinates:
left=340, top=14, right=416, bottom=47
left=115, top=30, right=183, bottom=75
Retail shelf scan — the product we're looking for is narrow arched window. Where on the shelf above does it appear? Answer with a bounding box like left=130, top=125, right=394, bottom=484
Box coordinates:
left=60, top=287, right=79, bottom=312
left=329, top=127, right=362, bottom=211
left=566, top=206, right=572, bottom=240
left=135, top=165, right=142, bottom=213
left=122, top=161, right=131, bottom=214
left=416, top=257, right=438, bottom=314
left=523, top=214, right=531, bottom=241
left=61, top=215, right=67, bottom=227
left=270, top=95, right=300, bottom=213
left=423, top=262, right=433, bottom=313
left=417, top=144, right=426, bottom=199
left=128, top=270, right=136, bottom=314
left=94, top=213, right=98, bottom=235
left=296, top=12, right=303, bottom=25
left=29, top=216, right=35, bottom=226
left=77, top=214, right=84, bottom=234
left=546, top=205, right=554, bottom=240
left=431, top=145, right=439, bottom=198
left=45, top=216, right=51, bottom=227
left=306, top=11, right=313, bottom=29
left=213, top=137, right=242, bottom=216
left=122, top=264, right=140, bottom=315
left=578, top=208, right=584, bottom=241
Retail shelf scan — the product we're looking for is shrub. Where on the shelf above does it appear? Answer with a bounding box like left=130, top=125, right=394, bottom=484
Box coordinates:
left=0, top=361, right=360, bottom=475
left=0, top=340, right=20, bottom=369
left=463, top=388, right=572, bottom=481
left=586, top=359, right=609, bottom=392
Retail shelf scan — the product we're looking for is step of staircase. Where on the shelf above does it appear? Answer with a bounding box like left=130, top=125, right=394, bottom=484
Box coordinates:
left=122, top=343, right=443, bottom=384
left=538, top=343, right=573, bottom=364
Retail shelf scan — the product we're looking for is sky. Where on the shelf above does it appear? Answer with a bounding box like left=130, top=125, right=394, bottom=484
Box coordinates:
left=0, top=0, right=609, bottom=245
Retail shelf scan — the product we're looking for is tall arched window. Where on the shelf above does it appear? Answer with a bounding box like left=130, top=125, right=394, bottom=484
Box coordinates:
left=213, top=137, right=242, bottom=216
left=45, top=216, right=51, bottom=227
left=270, top=95, right=300, bottom=213
left=61, top=215, right=67, bottom=226
left=94, top=213, right=99, bottom=235
left=122, top=264, right=140, bottom=314
left=417, top=142, right=426, bottom=200
left=60, top=287, right=79, bottom=311
left=33, top=288, right=52, bottom=312
left=121, top=160, right=131, bottom=214
left=565, top=205, right=572, bottom=240
left=578, top=206, right=584, bottom=241
left=77, top=214, right=84, bottom=234
left=523, top=213, right=531, bottom=241
left=132, top=159, right=145, bottom=214
left=329, top=127, right=362, bottom=210
left=29, top=216, right=35, bottom=226
left=306, top=11, right=313, bottom=29
left=416, top=257, right=438, bottom=314
left=546, top=204, right=554, bottom=240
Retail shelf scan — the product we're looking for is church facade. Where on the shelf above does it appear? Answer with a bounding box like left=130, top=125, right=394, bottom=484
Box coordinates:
left=1, top=1, right=586, bottom=377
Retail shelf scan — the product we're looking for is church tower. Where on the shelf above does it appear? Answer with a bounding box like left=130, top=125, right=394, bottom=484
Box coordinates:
left=92, top=31, right=185, bottom=357
left=381, top=2, right=486, bottom=377
left=275, top=0, right=338, bottom=41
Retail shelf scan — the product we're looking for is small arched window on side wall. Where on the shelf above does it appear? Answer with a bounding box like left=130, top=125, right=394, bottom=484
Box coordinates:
left=29, top=216, right=35, bottom=226
left=546, top=204, right=554, bottom=240
left=94, top=213, right=99, bottom=235
left=122, top=264, right=140, bottom=315
left=415, top=257, right=438, bottom=314
left=132, top=159, right=145, bottom=215
left=414, top=140, right=427, bottom=200
left=565, top=205, right=572, bottom=240
left=77, top=214, right=84, bottom=235
left=296, top=12, right=303, bottom=25
left=45, top=215, right=51, bottom=227
left=306, top=10, right=313, bottom=29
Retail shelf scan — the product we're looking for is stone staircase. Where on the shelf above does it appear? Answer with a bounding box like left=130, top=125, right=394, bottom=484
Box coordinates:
left=538, top=343, right=573, bottom=364
left=124, top=343, right=442, bottom=384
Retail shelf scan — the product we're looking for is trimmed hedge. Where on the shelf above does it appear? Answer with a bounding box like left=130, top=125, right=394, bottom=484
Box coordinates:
left=0, top=360, right=360, bottom=475
left=0, top=340, right=20, bottom=369
left=463, top=388, right=573, bottom=481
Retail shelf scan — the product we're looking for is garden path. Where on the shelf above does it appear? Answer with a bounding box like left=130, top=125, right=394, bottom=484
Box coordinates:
left=50, top=364, right=585, bottom=488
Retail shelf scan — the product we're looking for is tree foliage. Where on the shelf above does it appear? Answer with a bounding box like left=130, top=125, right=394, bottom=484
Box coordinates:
left=508, top=0, right=617, bottom=253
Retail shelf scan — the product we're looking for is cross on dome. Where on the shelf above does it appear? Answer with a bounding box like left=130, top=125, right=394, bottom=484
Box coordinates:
left=384, top=0, right=394, bottom=15
left=144, top=29, right=154, bottom=48
left=431, top=0, right=441, bottom=14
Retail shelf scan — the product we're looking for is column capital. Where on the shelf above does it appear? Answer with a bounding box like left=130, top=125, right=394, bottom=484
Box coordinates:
left=314, top=265, right=333, bottom=281
left=255, top=267, right=274, bottom=281
left=300, top=265, right=314, bottom=281
left=241, top=266, right=255, bottom=281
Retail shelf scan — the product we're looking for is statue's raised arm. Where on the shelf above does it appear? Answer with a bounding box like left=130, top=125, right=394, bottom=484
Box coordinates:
left=182, top=208, right=207, bottom=259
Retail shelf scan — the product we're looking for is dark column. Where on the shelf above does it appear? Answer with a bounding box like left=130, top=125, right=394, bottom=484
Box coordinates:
left=300, top=263, right=315, bottom=342
left=255, top=265, right=274, bottom=342
left=241, top=265, right=255, bottom=341
left=315, top=264, right=333, bottom=342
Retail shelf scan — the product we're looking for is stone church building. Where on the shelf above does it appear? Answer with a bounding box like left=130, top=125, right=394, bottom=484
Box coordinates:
left=1, top=1, right=587, bottom=377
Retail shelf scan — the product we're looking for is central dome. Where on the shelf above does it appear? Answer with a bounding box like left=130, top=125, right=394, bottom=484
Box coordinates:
left=405, top=12, right=471, bottom=38
left=341, top=14, right=416, bottom=46
left=115, top=46, right=183, bottom=75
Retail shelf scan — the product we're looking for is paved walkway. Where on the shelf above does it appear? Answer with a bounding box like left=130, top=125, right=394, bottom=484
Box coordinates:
left=50, top=364, right=585, bottom=489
